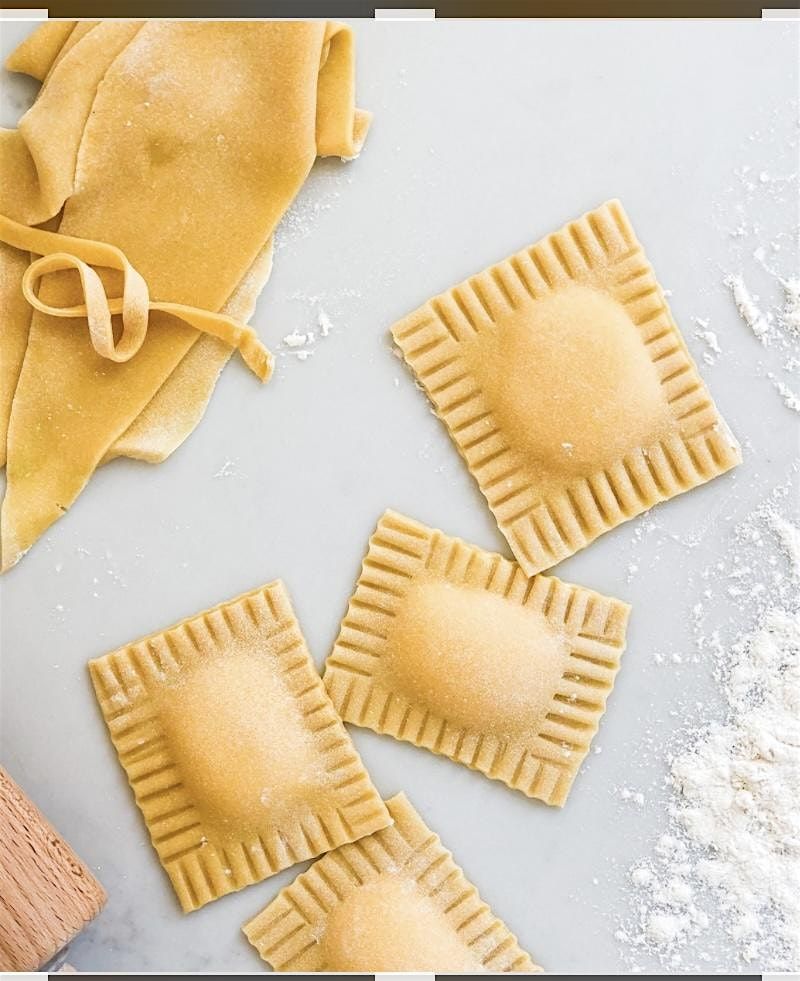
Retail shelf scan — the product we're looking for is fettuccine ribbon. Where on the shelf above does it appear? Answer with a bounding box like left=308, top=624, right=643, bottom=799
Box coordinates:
left=0, top=213, right=273, bottom=382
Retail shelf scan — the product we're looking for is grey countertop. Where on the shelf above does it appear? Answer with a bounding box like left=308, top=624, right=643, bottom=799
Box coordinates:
left=1, top=16, right=798, bottom=973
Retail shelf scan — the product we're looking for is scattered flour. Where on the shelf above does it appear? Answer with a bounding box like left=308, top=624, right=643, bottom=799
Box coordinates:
left=317, top=307, right=333, bottom=337
left=274, top=187, right=341, bottom=251
left=713, top=122, right=798, bottom=416
left=693, top=317, right=722, bottom=365
left=616, top=488, right=800, bottom=972
left=269, top=166, right=361, bottom=366
left=282, top=329, right=310, bottom=348
left=213, top=459, right=243, bottom=479
left=669, top=606, right=799, bottom=967
left=277, top=303, right=339, bottom=362
left=768, top=510, right=800, bottom=570
left=724, top=274, right=772, bottom=343
left=768, top=375, right=800, bottom=412
left=780, top=277, right=800, bottom=337
left=620, top=787, right=646, bottom=807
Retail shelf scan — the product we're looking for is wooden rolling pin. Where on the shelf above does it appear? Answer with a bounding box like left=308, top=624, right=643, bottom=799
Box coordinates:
left=0, top=765, right=106, bottom=970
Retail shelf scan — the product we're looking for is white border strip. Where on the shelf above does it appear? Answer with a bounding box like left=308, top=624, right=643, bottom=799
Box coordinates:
left=762, top=7, right=800, bottom=17
left=375, top=8, right=436, bottom=18
left=0, top=8, right=48, bottom=17
left=376, top=975, right=435, bottom=981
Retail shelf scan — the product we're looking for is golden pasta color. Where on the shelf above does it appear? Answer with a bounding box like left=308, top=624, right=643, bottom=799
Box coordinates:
left=243, top=793, right=540, bottom=972
left=88, top=581, right=389, bottom=912
left=0, top=20, right=370, bottom=570
left=391, top=200, right=741, bottom=576
left=324, top=510, right=630, bottom=807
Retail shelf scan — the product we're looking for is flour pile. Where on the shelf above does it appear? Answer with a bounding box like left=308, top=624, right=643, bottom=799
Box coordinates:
left=616, top=491, right=800, bottom=971
left=616, top=110, right=800, bottom=969
left=671, top=608, right=799, bottom=964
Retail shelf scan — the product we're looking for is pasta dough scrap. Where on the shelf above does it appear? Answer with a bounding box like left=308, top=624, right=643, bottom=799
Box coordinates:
left=243, top=792, right=540, bottom=972
left=0, top=21, right=370, bottom=570
left=88, top=581, right=390, bottom=913
left=391, top=200, right=742, bottom=577
left=324, top=510, right=629, bottom=806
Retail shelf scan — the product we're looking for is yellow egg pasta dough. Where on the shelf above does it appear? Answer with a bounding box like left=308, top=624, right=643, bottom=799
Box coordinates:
left=391, top=200, right=741, bottom=576
left=324, top=511, right=630, bottom=806
left=243, top=792, right=540, bottom=972
left=0, top=21, right=370, bottom=569
left=89, top=581, right=390, bottom=912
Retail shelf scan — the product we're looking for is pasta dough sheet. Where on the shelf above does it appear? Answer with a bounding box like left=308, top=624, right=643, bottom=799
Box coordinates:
left=243, top=792, right=540, bottom=972
left=391, top=200, right=741, bottom=577
left=324, top=510, right=629, bottom=806
left=89, top=581, right=390, bottom=912
left=0, top=20, right=370, bottom=569
left=2, top=23, right=273, bottom=469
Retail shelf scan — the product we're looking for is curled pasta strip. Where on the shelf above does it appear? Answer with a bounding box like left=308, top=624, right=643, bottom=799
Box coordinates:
left=0, top=213, right=273, bottom=382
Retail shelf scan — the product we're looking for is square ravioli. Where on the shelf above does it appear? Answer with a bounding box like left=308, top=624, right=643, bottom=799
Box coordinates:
left=324, top=511, right=630, bottom=807
left=391, top=200, right=741, bottom=576
left=243, top=792, right=539, bottom=972
left=88, top=581, right=390, bottom=912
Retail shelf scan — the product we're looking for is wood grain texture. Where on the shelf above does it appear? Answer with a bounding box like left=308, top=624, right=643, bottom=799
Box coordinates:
left=0, top=765, right=106, bottom=970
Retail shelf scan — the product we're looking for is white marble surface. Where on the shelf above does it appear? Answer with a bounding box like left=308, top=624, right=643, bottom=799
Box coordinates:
left=0, top=17, right=798, bottom=974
